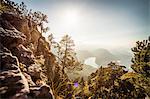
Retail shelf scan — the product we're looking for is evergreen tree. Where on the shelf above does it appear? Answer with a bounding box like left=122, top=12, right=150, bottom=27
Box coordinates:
left=131, top=37, right=150, bottom=76
left=57, top=35, right=83, bottom=74
left=131, top=37, right=150, bottom=96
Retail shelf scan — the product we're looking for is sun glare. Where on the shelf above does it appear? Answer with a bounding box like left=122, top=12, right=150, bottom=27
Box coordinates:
left=62, top=8, right=80, bottom=27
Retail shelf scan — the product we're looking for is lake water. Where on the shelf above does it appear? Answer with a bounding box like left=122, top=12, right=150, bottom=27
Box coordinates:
left=84, top=57, right=99, bottom=68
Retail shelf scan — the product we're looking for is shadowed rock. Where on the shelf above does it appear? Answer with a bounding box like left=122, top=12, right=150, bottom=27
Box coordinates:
left=0, top=44, right=29, bottom=99
left=0, top=17, right=26, bottom=48
left=28, top=85, right=54, bottom=99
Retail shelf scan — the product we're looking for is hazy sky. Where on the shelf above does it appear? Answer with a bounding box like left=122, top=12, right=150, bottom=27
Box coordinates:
left=13, top=0, right=150, bottom=50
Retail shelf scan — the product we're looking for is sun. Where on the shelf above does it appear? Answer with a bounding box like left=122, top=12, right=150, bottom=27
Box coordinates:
left=62, top=8, right=80, bottom=27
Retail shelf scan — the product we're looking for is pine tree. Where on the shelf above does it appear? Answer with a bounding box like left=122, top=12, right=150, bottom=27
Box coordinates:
left=131, top=37, right=150, bottom=96
left=131, top=37, right=150, bottom=76
left=57, top=35, right=82, bottom=74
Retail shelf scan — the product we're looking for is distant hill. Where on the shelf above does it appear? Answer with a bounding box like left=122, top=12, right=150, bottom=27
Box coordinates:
left=74, top=48, right=132, bottom=79
left=92, top=48, right=118, bottom=66
left=76, top=50, right=93, bottom=62
left=76, top=48, right=132, bottom=68
left=110, top=49, right=132, bottom=68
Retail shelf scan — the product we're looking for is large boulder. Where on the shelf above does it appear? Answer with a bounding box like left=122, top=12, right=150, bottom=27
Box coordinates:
left=0, top=43, right=30, bottom=99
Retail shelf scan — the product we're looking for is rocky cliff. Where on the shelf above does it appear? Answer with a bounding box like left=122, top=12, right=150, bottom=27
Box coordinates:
left=0, top=12, right=54, bottom=99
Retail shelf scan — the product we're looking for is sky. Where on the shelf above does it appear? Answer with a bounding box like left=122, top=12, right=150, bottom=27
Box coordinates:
left=13, top=0, right=150, bottom=50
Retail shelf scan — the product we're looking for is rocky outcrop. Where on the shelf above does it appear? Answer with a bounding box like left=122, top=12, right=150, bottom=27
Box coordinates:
left=11, top=44, right=35, bottom=66
left=1, top=12, right=31, bottom=42
left=0, top=10, right=55, bottom=98
left=1, top=12, right=42, bottom=49
left=28, top=85, right=54, bottom=99
left=0, top=43, right=29, bottom=99
left=0, top=44, right=54, bottom=99
left=22, top=72, right=36, bottom=86
left=0, top=16, right=34, bottom=66
left=27, top=63, right=42, bottom=83
left=35, top=36, right=56, bottom=81
left=0, top=19, right=26, bottom=49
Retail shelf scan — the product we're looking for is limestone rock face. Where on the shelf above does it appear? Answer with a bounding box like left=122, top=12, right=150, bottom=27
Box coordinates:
left=1, top=13, right=31, bottom=42
left=1, top=12, right=42, bottom=47
left=30, top=28, right=41, bottom=52
left=11, top=44, right=35, bottom=66
left=27, top=63, right=42, bottom=82
left=23, top=72, right=36, bottom=86
left=0, top=43, right=30, bottom=99
left=0, top=17, right=26, bottom=48
left=0, top=11, right=54, bottom=99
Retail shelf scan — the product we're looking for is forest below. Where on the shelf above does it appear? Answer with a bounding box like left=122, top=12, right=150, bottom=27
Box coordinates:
left=0, top=0, right=150, bottom=99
